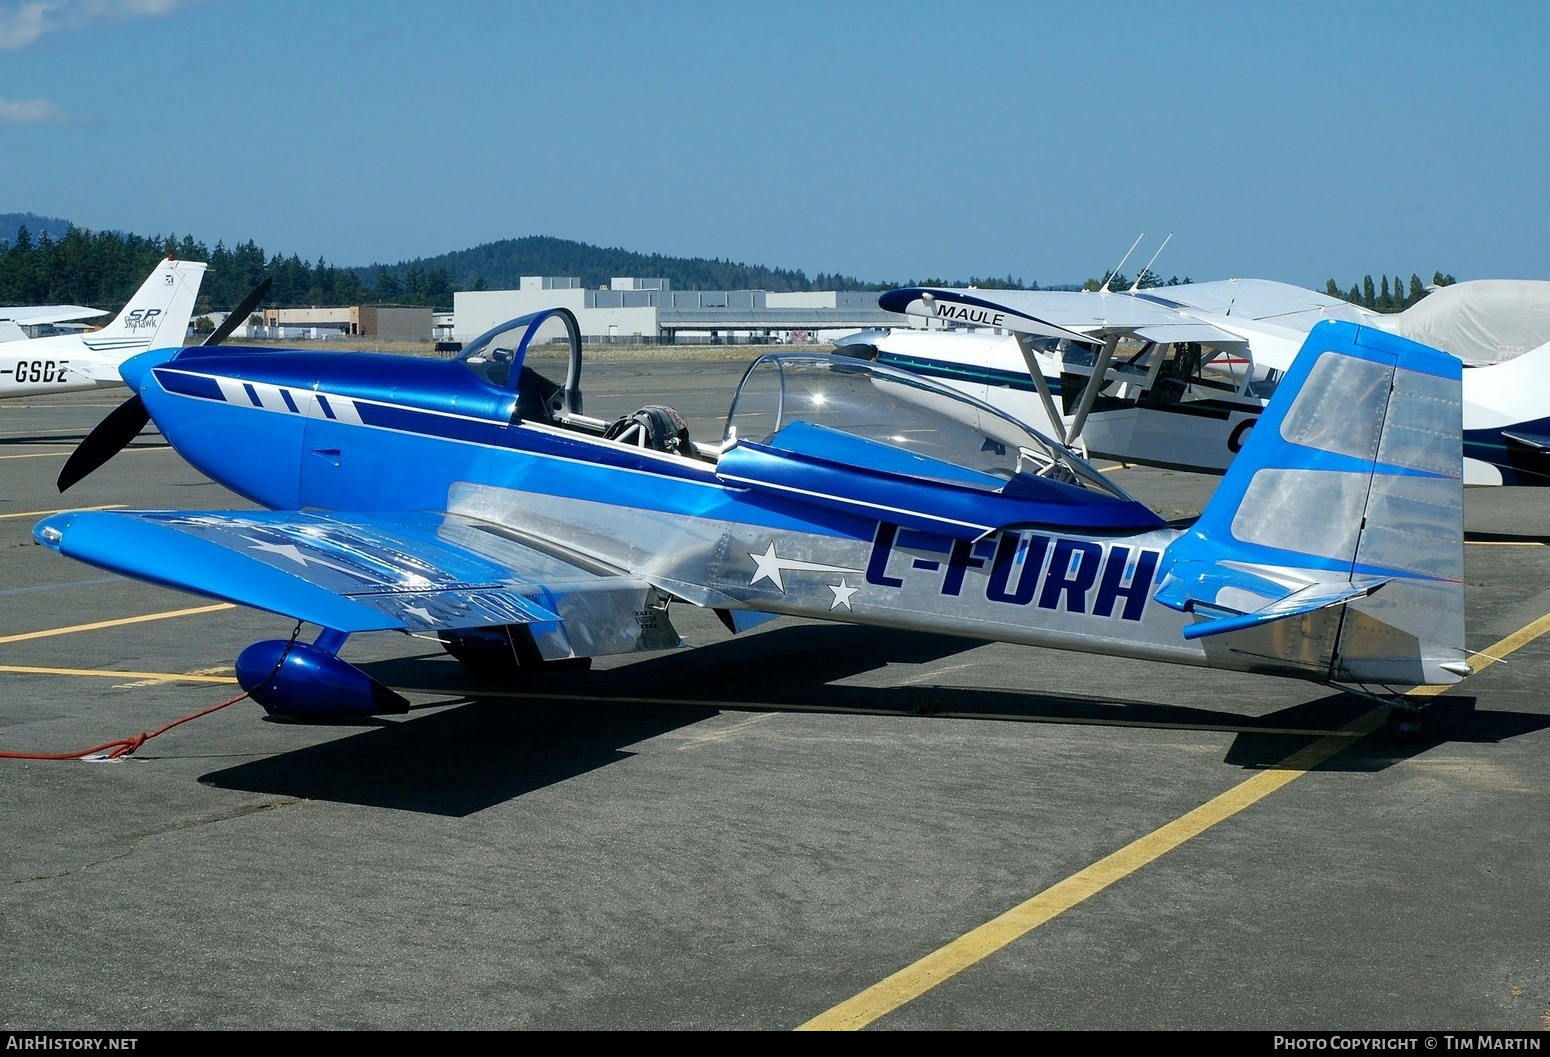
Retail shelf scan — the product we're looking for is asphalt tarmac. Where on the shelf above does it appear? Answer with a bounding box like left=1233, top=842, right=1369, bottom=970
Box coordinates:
left=2, top=358, right=1548, bottom=1032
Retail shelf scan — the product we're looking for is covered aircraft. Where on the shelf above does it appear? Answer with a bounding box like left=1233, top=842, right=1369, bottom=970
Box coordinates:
left=0, top=257, right=207, bottom=399
left=38, top=307, right=1467, bottom=739
left=1382, top=278, right=1550, bottom=365
left=865, top=279, right=1550, bottom=486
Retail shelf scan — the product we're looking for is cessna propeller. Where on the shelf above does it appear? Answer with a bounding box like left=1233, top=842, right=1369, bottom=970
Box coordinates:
left=57, top=276, right=271, bottom=492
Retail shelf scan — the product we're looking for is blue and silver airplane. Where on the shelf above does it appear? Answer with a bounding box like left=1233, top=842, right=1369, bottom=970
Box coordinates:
left=36, top=305, right=1469, bottom=737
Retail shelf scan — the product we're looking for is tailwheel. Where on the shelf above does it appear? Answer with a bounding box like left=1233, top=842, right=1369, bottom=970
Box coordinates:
left=1385, top=699, right=1424, bottom=744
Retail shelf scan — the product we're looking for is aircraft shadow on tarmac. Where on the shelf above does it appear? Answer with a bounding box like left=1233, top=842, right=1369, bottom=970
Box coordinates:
left=200, top=623, right=1550, bottom=816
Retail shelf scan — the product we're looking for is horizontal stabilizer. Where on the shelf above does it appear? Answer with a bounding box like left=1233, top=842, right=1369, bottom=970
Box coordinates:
left=1159, top=564, right=1393, bottom=640
left=1502, top=429, right=1550, bottom=451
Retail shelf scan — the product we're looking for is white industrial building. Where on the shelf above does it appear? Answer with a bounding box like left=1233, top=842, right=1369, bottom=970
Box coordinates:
left=233, top=305, right=436, bottom=342
left=453, top=277, right=904, bottom=345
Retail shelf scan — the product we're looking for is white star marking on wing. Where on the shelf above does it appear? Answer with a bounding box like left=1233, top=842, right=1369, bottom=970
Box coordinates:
left=245, top=539, right=312, bottom=565
left=828, top=578, right=858, bottom=610
left=242, top=536, right=370, bottom=580
left=402, top=605, right=435, bottom=625
left=748, top=542, right=860, bottom=594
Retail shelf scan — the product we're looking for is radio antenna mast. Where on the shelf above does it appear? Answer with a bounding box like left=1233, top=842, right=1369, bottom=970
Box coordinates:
left=1127, top=233, right=1173, bottom=292
left=1098, top=232, right=1145, bottom=293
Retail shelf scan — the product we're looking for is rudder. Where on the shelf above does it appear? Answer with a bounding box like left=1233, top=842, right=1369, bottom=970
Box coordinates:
left=84, top=257, right=208, bottom=358
left=1156, top=320, right=1467, bottom=686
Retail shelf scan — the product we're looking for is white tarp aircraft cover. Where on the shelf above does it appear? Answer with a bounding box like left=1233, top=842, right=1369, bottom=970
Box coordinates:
left=1385, top=280, right=1550, bottom=365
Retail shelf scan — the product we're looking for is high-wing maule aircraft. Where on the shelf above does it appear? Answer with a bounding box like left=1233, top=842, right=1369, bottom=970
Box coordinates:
left=867, top=280, right=1550, bottom=486
left=37, top=308, right=1467, bottom=737
left=0, top=257, right=207, bottom=399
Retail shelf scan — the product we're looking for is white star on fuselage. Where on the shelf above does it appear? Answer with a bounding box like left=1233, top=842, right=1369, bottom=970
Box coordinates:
left=748, top=542, right=860, bottom=593
left=828, top=578, right=858, bottom=610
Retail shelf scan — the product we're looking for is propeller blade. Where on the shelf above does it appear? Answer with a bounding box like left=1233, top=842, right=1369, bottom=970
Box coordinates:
left=205, top=276, right=272, bottom=346
left=57, top=394, right=151, bottom=492
left=56, top=275, right=274, bottom=492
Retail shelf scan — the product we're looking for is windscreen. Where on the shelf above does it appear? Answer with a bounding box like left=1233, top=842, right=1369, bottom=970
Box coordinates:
left=457, top=312, right=576, bottom=389
left=724, top=354, right=1131, bottom=499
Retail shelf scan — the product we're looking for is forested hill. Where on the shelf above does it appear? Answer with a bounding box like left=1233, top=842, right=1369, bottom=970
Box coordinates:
left=354, top=235, right=879, bottom=293
left=0, top=212, right=72, bottom=245
left=1, top=213, right=1446, bottom=314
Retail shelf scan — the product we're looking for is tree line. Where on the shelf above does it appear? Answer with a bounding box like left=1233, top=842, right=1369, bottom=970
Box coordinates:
left=0, top=217, right=1463, bottom=318
left=1324, top=272, right=1457, bottom=312
left=0, top=225, right=457, bottom=314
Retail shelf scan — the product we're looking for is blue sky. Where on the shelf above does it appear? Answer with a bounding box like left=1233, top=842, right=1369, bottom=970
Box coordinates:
left=2, top=0, right=1546, bottom=290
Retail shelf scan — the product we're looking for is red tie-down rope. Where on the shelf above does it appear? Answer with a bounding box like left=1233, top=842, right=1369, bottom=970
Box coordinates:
left=1, top=621, right=304, bottom=761
left=0, top=691, right=252, bottom=760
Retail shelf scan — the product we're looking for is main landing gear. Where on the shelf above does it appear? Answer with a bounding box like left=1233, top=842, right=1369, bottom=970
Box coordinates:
left=439, top=625, right=593, bottom=681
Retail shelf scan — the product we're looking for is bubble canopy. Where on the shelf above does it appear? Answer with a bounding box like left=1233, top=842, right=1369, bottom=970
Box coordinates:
left=724, top=353, right=1133, bottom=503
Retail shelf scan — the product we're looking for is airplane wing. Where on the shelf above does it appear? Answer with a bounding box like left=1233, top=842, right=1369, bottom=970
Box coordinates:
left=876, top=287, right=1245, bottom=345
left=32, top=508, right=682, bottom=661
left=0, top=304, right=108, bottom=327
left=1136, top=279, right=1382, bottom=329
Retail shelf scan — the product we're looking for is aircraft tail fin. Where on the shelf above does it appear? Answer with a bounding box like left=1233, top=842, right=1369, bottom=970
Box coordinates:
left=1155, top=320, right=1468, bottom=686
left=78, top=257, right=208, bottom=374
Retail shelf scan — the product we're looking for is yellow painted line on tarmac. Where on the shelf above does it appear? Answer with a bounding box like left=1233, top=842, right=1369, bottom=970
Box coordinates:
left=0, top=504, right=126, bottom=520
left=0, top=446, right=162, bottom=462
left=0, top=664, right=236, bottom=684
left=796, top=612, right=1550, bottom=1031
left=0, top=427, right=93, bottom=437
left=1423, top=610, right=1550, bottom=684
left=0, top=602, right=234, bottom=644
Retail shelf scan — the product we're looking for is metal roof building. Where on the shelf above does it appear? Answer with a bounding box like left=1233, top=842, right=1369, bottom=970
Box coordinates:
left=453, top=277, right=904, bottom=345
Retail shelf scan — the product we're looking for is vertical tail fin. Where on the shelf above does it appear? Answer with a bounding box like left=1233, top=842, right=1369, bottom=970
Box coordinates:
left=1155, top=320, right=1467, bottom=686
left=78, top=258, right=208, bottom=372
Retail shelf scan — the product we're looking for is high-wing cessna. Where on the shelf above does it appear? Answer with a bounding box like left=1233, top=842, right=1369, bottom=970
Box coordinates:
left=36, top=307, right=1467, bottom=738
left=0, top=302, right=106, bottom=343
left=0, top=257, right=207, bottom=399
left=866, top=279, right=1550, bottom=486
